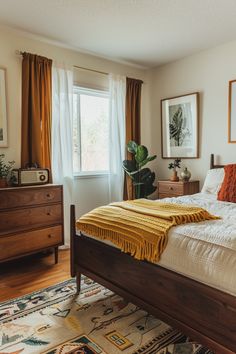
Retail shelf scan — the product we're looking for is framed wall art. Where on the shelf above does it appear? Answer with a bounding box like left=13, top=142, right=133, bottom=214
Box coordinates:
left=161, top=92, right=199, bottom=158
left=228, top=79, right=236, bottom=143
left=0, top=68, right=7, bottom=147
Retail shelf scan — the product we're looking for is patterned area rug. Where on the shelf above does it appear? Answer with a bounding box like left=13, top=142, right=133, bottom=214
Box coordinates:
left=0, top=277, right=213, bottom=354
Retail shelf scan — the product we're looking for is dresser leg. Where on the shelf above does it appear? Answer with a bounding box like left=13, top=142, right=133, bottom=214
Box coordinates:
left=54, top=247, right=58, bottom=264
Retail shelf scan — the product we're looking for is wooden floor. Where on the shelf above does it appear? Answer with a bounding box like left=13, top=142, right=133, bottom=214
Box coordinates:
left=0, top=249, right=71, bottom=302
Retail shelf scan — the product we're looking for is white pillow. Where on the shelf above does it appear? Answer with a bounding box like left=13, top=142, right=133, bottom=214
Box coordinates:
left=201, top=168, right=225, bottom=195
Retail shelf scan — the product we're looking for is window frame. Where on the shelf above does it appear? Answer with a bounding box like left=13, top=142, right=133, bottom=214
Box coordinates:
left=73, top=85, right=110, bottom=178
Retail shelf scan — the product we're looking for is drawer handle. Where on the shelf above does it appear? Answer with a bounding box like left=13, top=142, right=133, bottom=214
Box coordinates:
left=48, top=234, right=52, bottom=238
left=47, top=212, right=51, bottom=216
left=169, top=187, right=173, bottom=190
left=46, top=193, right=52, bottom=198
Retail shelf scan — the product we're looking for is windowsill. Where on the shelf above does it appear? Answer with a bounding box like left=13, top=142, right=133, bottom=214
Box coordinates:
left=74, top=171, right=109, bottom=179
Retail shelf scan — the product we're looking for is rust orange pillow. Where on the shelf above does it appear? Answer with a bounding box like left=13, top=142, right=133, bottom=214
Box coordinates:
left=217, top=164, right=236, bottom=202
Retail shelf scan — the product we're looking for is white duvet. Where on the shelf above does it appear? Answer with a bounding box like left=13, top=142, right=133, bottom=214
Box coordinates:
left=82, top=193, right=236, bottom=296
left=158, top=193, right=236, bottom=296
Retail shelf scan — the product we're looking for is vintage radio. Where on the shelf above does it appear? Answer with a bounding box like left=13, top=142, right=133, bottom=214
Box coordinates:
left=11, top=168, right=50, bottom=186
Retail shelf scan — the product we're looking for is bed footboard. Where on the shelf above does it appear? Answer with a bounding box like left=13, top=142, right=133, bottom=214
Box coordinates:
left=70, top=205, right=236, bottom=354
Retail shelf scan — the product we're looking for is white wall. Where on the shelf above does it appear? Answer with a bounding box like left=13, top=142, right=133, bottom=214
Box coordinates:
left=4, top=25, right=235, bottom=208
left=0, top=27, right=150, bottom=217
left=150, top=40, right=236, bottom=187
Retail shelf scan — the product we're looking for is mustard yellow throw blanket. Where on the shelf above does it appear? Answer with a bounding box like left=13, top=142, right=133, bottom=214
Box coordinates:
left=77, top=199, right=219, bottom=263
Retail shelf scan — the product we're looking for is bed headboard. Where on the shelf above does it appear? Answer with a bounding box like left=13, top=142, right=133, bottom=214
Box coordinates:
left=210, top=154, right=225, bottom=169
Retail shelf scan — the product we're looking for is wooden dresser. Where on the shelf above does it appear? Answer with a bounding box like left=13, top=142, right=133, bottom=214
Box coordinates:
left=158, top=180, right=199, bottom=199
left=0, top=184, right=64, bottom=264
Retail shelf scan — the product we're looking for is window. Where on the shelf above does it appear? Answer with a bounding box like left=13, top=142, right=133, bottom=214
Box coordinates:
left=73, top=86, right=109, bottom=175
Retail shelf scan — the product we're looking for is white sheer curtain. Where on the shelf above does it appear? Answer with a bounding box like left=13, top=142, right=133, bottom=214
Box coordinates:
left=108, top=74, right=126, bottom=202
left=51, top=64, right=74, bottom=247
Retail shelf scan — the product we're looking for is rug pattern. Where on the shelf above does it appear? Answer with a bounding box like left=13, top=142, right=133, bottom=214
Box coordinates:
left=0, top=277, right=214, bottom=354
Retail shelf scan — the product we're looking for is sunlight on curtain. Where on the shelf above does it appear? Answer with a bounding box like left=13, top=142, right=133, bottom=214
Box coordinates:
left=21, top=52, right=52, bottom=170
left=108, top=74, right=126, bottom=202
left=52, top=64, right=74, bottom=247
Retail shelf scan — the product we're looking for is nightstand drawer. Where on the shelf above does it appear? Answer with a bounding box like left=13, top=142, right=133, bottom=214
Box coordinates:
left=158, top=180, right=199, bottom=199
left=159, top=182, right=184, bottom=195
left=159, top=193, right=175, bottom=199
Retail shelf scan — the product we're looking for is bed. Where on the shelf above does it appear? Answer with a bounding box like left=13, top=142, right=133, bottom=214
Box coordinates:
left=70, top=154, right=236, bottom=354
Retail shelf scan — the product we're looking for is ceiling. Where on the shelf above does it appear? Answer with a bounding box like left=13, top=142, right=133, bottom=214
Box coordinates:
left=1, top=0, right=236, bottom=68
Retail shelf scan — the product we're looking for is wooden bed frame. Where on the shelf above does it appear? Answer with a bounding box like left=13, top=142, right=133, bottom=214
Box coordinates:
left=70, top=154, right=236, bottom=354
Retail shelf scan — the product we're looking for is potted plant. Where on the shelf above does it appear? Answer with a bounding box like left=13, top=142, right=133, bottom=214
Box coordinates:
left=122, top=141, right=157, bottom=199
left=168, top=158, right=181, bottom=182
left=0, top=154, right=15, bottom=188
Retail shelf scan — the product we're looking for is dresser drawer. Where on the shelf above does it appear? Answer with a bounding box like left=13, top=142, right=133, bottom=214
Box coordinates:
left=0, top=186, right=62, bottom=210
left=0, top=204, right=62, bottom=235
left=158, top=182, right=184, bottom=196
left=0, top=225, right=62, bottom=261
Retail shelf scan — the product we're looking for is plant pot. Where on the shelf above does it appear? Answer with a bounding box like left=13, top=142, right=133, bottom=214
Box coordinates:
left=170, top=170, right=179, bottom=182
left=0, top=177, right=8, bottom=188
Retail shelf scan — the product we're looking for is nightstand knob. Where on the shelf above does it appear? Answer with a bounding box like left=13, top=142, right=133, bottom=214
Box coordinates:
left=169, top=187, right=173, bottom=190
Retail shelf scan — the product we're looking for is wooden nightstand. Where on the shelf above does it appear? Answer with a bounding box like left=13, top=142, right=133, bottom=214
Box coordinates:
left=158, top=180, right=199, bottom=199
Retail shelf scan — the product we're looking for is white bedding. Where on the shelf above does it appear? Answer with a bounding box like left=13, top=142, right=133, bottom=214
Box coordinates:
left=81, top=193, right=236, bottom=296
left=157, top=193, right=236, bottom=296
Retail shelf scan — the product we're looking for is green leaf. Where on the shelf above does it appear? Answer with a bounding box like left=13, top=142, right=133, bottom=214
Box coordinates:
left=128, top=170, right=140, bottom=176
left=144, top=171, right=155, bottom=185
left=122, top=160, right=137, bottom=174
left=127, top=140, right=138, bottom=154
left=139, top=155, right=157, bottom=168
left=0, top=154, right=15, bottom=178
left=144, top=185, right=157, bottom=197
left=135, top=145, right=148, bottom=163
left=132, top=168, right=151, bottom=183
left=174, top=158, right=181, bottom=168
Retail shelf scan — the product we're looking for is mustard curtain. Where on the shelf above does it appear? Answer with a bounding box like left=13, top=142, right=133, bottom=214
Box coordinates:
left=124, top=77, right=143, bottom=200
left=21, top=52, right=52, bottom=169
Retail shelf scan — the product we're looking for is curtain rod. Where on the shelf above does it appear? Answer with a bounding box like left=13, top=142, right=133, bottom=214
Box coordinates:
left=16, top=51, right=143, bottom=82
left=74, top=66, right=144, bottom=84
left=16, top=51, right=108, bottom=76
left=73, top=65, right=108, bottom=76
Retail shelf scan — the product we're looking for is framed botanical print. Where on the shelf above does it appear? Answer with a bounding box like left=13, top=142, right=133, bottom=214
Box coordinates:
left=0, top=68, right=7, bottom=147
left=161, top=92, right=199, bottom=158
left=228, top=79, right=236, bottom=143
